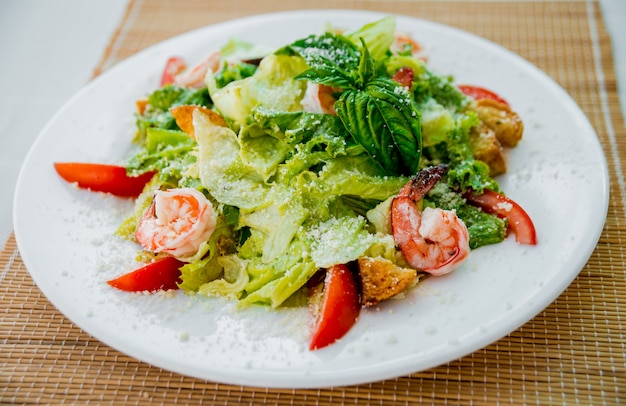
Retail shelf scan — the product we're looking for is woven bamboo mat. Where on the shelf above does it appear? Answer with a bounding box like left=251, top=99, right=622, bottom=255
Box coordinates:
left=2, top=0, right=625, bottom=404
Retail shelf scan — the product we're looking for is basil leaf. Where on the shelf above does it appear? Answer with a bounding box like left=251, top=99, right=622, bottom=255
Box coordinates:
left=279, top=32, right=360, bottom=89
left=336, top=78, right=421, bottom=175
left=283, top=32, right=360, bottom=70
left=356, top=38, right=376, bottom=87
left=366, top=78, right=421, bottom=173
left=296, top=66, right=354, bottom=89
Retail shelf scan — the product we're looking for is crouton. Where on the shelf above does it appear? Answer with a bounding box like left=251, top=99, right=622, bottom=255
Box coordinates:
left=471, top=99, right=524, bottom=148
left=358, top=257, right=417, bottom=307
left=468, top=122, right=507, bottom=176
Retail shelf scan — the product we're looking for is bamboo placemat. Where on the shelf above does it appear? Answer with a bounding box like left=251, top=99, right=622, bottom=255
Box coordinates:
left=2, top=0, right=625, bottom=404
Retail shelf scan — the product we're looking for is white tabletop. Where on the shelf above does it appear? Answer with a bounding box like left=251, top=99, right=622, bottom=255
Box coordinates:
left=1, top=0, right=624, bottom=247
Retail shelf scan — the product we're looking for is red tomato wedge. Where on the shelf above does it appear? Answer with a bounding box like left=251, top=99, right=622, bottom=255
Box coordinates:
left=107, top=256, right=185, bottom=292
left=391, top=66, right=414, bottom=89
left=457, top=85, right=510, bottom=106
left=309, top=264, right=361, bottom=350
left=54, top=162, right=155, bottom=198
left=160, top=56, right=187, bottom=86
left=465, top=189, right=537, bottom=245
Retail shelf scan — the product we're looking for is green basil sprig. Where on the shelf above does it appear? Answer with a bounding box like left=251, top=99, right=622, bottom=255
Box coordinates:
left=335, top=76, right=421, bottom=175
left=286, top=35, right=422, bottom=175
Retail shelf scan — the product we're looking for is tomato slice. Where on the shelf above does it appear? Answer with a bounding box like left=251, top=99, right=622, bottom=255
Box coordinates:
left=309, top=264, right=361, bottom=350
left=457, top=85, right=510, bottom=106
left=54, top=162, right=155, bottom=198
left=465, top=189, right=537, bottom=245
left=160, top=56, right=187, bottom=86
left=391, top=66, right=414, bottom=89
left=107, top=256, right=184, bottom=292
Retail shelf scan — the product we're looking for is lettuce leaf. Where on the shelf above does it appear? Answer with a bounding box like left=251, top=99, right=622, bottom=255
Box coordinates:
left=423, top=176, right=506, bottom=249
left=303, top=213, right=377, bottom=268
left=319, top=155, right=407, bottom=200
left=422, top=112, right=499, bottom=193
left=135, top=86, right=211, bottom=142
left=206, top=54, right=308, bottom=129
left=198, top=254, right=250, bottom=299
left=178, top=217, right=235, bottom=291
left=413, top=69, right=468, bottom=111
left=194, top=109, right=272, bottom=210
left=126, top=128, right=197, bottom=186
left=344, top=15, right=396, bottom=62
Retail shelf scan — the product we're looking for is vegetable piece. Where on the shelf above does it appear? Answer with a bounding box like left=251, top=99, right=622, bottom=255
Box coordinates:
left=160, top=56, right=187, bottom=86
left=170, top=104, right=227, bottom=138
left=53, top=162, right=155, bottom=197
left=335, top=77, right=422, bottom=176
left=391, top=66, right=414, bottom=88
left=135, top=85, right=212, bottom=142
left=457, top=85, right=509, bottom=106
left=309, top=264, right=361, bottom=350
left=107, top=256, right=185, bottom=292
left=344, top=15, right=396, bottom=61
left=464, top=189, right=537, bottom=245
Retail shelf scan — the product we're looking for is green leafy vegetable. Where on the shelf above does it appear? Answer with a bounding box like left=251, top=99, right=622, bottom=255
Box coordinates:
left=335, top=76, right=422, bottom=175
left=456, top=206, right=508, bottom=249
left=278, top=32, right=360, bottom=88
left=422, top=112, right=498, bottom=193
left=213, top=61, right=258, bottom=88
left=343, top=15, right=396, bottom=61
left=413, top=69, right=468, bottom=111
left=135, top=86, right=211, bottom=142
left=126, top=127, right=197, bottom=186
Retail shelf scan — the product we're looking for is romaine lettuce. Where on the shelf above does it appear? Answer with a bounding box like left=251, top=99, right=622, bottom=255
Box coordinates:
left=135, top=86, right=211, bottom=142
left=206, top=54, right=308, bottom=129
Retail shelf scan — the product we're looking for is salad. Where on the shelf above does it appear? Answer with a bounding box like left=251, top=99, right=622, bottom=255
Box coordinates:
left=54, top=16, right=536, bottom=350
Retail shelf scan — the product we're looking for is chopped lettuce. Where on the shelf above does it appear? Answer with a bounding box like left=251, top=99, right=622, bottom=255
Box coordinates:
left=213, top=61, right=258, bottom=89
left=206, top=54, right=308, bottom=130
left=220, top=37, right=270, bottom=62
left=178, top=217, right=235, bottom=291
left=344, top=15, right=396, bottom=61
left=413, top=69, right=468, bottom=111
left=127, top=128, right=197, bottom=186
left=135, top=86, right=211, bottom=142
left=303, top=212, right=377, bottom=269
left=456, top=206, right=508, bottom=249
left=422, top=112, right=499, bottom=193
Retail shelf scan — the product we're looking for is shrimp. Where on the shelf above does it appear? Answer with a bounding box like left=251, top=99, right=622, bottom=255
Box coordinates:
left=391, top=165, right=470, bottom=276
left=391, top=32, right=428, bottom=62
left=173, top=51, right=221, bottom=89
left=300, top=82, right=337, bottom=115
left=136, top=188, right=217, bottom=259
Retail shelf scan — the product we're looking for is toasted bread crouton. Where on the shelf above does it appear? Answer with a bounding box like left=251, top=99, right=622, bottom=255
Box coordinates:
left=468, top=122, right=507, bottom=176
left=171, top=105, right=227, bottom=139
left=358, top=257, right=417, bottom=307
left=471, top=99, right=524, bottom=148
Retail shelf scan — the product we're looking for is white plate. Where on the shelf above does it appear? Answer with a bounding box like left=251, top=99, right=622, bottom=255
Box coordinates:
left=14, top=10, right=608, bottom=388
